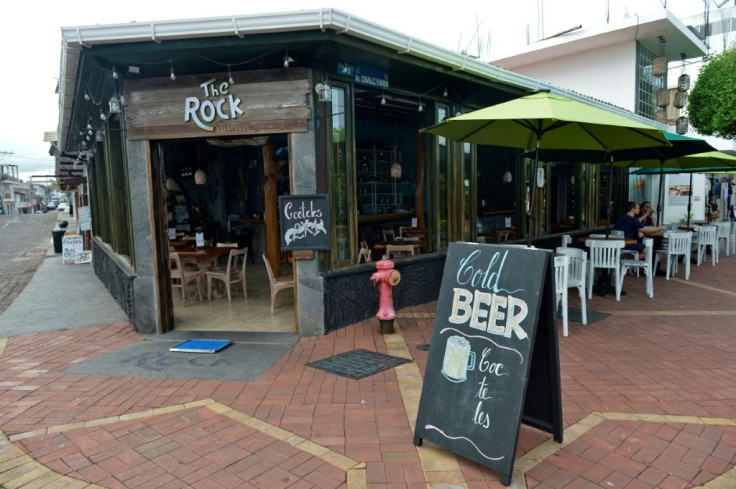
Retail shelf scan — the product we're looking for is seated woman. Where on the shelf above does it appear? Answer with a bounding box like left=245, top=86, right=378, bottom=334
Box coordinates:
left=614, top=201, right=666, bottom=259
left=638, top=201, right=657, bottom=226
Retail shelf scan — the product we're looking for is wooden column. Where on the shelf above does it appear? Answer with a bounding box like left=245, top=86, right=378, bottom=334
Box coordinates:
left=263, top=137, right=282, bottom=277
left=413, top=129, right=427, bottom=230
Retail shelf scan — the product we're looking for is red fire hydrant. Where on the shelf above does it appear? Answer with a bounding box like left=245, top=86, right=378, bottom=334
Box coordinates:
left=370, top=259, right=401, bottom=334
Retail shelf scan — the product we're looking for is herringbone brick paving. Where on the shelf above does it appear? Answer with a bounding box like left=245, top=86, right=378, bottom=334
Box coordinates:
left=1, top=229, right=736, bottom=487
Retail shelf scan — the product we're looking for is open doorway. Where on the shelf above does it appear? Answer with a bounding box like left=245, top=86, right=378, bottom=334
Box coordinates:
left=158, top=135, right=296, bottom=333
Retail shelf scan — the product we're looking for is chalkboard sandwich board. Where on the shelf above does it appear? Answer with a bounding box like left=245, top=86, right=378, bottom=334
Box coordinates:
left=279, top=194, right=331, bottom=251
left=413, top=242, right=562, bottom=486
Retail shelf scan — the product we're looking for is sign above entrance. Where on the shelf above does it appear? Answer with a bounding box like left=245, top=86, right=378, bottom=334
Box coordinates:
left=125, top=68, right=311, bottom=140
left=353, top=66, right=389, bottom=89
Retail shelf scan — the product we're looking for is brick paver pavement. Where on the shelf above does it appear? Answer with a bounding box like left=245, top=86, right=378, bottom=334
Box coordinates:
left=1, top=230, right=736, bottom=488
left=0, top=213, right=59, bottom=316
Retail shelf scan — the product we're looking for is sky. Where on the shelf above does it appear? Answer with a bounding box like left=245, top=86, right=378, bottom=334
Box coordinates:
left=0, top=0, right=710, bottom=182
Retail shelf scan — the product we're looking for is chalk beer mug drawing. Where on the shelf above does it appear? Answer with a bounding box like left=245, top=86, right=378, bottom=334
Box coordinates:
left=441, top=335, right=476, bottom=383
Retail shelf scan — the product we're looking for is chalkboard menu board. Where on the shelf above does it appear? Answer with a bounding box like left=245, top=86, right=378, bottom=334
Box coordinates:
left=279, top=195, right=331, bottom=250
left=414, top=242, right=562, bottom=486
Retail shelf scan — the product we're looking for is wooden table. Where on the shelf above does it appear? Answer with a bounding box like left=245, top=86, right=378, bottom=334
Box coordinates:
left=372, top=239, right=424, bottom=258
left=177, top=247, right=235, bottom=296
left=677, top=225, right=696, bottom=232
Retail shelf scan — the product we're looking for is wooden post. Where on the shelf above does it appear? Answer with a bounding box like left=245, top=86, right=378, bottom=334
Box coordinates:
left=263, top=137, right=282, bottom=277
left=413, top=129, right=426, bottom=230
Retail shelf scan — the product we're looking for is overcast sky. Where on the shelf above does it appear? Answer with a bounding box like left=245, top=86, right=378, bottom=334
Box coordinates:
left=0, top=0, right=708, bottom=181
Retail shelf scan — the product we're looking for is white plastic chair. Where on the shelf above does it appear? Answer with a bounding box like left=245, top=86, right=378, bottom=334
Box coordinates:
left=620, top=238, right=654, bottom=299
left=560, top=234, right=572, bottom=248
left=554, top=255, right=569, bottom=337
left=555, top=247, right=587, bottom=328
left=715, top=222, right=731, bottom=257
left=610, top=229, right=639, bottom=265
left=654, top=231, right=692, bottom=280
left=586, top=239, right=624, bottom=301
left=695, top=225, right=718, bottom=266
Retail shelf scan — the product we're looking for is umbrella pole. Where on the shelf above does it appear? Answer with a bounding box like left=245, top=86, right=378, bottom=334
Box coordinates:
left=657, top=162, right=664, bottom=221
left=526, top=141, right=540, bottom=247
left=605, top=156, right=614, bottom=238
left=687, top=172, right=693, bottom=226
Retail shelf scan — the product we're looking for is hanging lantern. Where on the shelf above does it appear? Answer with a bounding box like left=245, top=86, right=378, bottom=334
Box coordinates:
left=654, top=108, right=668, bottom=124
left=676, top=116, right=688, bottom=134
left=194, top=169, right=207, bottom=185
left=652, top=37, right=667, bottom=77
left=165, top=177, right=176, bottom=191
left=673, top=91, right=687, bottom=109
left=677, top=53, right=690, bottom=92
left=503, top=170, right=512, bottom=183
left=390, top=162, right=402, bottom=179
left=652, top=56, right=667, bottom=77
left=656, top=88, right=670, bottom=107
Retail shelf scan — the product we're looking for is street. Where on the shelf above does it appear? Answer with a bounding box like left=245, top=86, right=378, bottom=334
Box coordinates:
left=0, top=213, right=59, bottom=316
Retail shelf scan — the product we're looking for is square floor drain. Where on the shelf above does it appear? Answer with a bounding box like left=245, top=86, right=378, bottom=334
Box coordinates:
left=308, top=349, right=411, bottom=380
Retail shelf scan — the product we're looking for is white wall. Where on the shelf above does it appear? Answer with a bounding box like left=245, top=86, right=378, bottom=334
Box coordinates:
left=493, top=42, right=638, bottom=112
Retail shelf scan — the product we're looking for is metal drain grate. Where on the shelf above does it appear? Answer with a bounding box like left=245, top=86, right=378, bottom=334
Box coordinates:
left=308, top=349, right=411, bottom=380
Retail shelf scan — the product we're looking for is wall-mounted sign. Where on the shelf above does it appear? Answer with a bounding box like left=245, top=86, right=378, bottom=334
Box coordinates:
left=414, top=242, right=562, bottom=486
left=78, top=206, right=91, bottom=232
left=279, top=195, right=331, bottom=251
left=354, top=67, right=389, bottom=89
left=184, top=78, right=244, bottom=132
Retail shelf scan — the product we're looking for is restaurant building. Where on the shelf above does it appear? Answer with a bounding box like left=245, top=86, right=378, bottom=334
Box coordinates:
left=55, top=8, right=666, bottom=336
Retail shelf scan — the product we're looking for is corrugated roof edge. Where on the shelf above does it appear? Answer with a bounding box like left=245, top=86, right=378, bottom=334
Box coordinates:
left=57, top=8, right=666, bottom=151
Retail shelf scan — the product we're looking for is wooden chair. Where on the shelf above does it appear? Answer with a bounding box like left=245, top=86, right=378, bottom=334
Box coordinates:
left=169, top=252, right=201, bottom=302
left=382, top=229, right=396, bottom=241
left=386, top=244, right=415, bottom=259
left=213, top=242, right=238, bottom=267
left=263, top=253, right=295, bottom=314
left=357, top=240, right=372, bottom=263
left=206, top=248, right=248, bottom=302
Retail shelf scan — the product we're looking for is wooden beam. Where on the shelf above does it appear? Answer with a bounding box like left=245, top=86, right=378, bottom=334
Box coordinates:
left=263, top=137, right=282, bottom=277
left=413, top=128, right=426, bottom=230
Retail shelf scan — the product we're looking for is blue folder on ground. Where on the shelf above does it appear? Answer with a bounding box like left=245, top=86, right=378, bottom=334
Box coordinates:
left=169, top=339, right=232, bottom=353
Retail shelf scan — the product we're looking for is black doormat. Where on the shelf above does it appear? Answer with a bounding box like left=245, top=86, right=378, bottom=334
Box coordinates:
left=569, top=307, right=610, bottom=324
left=308, top=349, right=411, bottom=380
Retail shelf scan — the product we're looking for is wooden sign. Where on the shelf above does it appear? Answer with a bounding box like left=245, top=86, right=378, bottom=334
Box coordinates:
left=279, top=195, right=331, bottom=250
left=62, top=235, right=84, bottom=263
left=414, top=242, right=562, bottom=486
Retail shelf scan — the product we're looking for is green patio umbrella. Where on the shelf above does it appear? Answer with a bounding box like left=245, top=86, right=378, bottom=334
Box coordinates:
left=628, top=151, right=736, bottom=225
left=528, top=132, right=714, bottom=224
left=421, top=90, right=669, bottom=246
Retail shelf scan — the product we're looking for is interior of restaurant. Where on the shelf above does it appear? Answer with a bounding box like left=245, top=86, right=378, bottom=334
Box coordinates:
left=159, top=135, right=296, bottom=333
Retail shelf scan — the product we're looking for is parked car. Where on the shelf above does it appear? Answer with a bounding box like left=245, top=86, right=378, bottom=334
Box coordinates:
left=46, top=201, right=57, bottom=210
left=58, top=202, right=69, bottom=212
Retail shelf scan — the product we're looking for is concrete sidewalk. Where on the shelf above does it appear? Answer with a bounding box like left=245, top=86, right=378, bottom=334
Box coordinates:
left=1, top=238, right=736, bottom=488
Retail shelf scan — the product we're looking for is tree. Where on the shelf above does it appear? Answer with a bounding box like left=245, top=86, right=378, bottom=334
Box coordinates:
left=687, top=46, right=736, bottom=140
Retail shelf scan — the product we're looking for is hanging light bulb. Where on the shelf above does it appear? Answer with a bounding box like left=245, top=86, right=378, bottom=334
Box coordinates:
left=227, top=64, right=235, bottom=85
left=417, top=98, right=423, bottom=112
left=100, top=110, right=107, bottom=121
left=169, top=61, right=176, bottom=81
left=112, top=66, right=119, bottom=80
left=165, top=177, right=176, bottom=191
left=380, top=93, right=386, bottom=105
left=503, top=170, right=513, bottom=183
left=443, top=87, right=448, bottom=97
left=194, top=168, right=207, bottom=185
left=84, top=92, right=90, bottom=101
left=283, top=52, right=294, bottom=68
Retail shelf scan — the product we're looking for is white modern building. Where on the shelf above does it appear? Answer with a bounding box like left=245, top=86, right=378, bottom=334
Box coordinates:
left=489, top=4, right=736, bottom=225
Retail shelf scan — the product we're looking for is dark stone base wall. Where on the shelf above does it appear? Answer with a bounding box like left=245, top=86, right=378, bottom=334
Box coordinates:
left=322, top=253, right=446, bottom=334
left=93, top=239, right=135, bottom=323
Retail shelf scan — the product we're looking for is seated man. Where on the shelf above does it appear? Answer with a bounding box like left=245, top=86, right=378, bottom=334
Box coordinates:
left=614, top=201, right=665, bottom=259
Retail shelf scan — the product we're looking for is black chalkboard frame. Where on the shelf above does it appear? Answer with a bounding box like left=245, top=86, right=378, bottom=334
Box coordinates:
left=413, top=242, right=563, bottom=486
left=278, top=194, right=331, bottom=251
